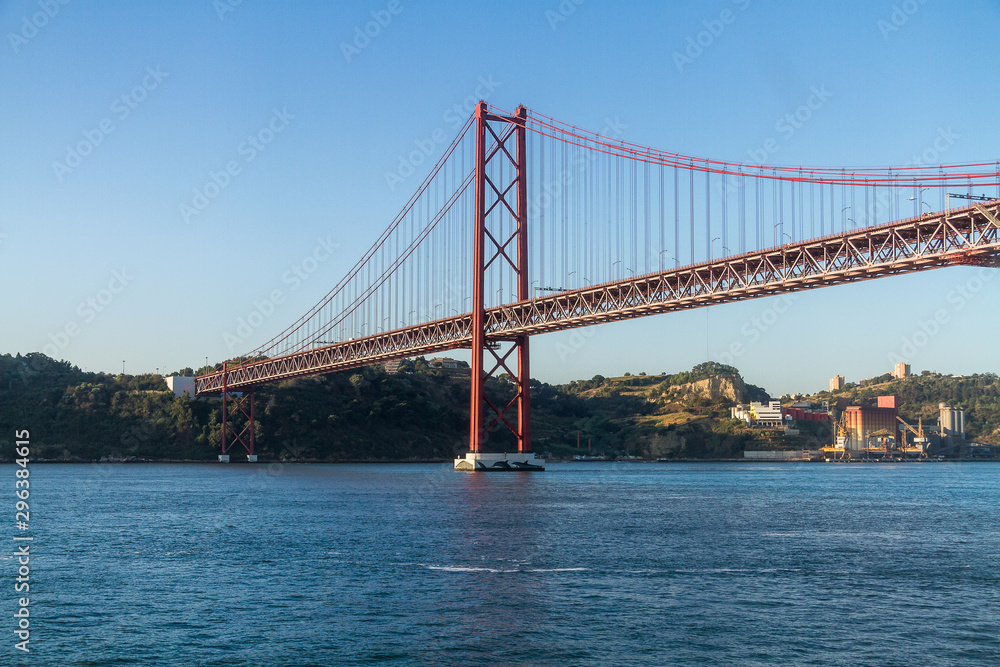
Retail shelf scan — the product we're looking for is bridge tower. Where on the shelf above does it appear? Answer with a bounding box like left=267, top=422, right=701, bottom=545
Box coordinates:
left=455, top=102, right=543, bottom=471
left=218, top=362, right=257, bottom=463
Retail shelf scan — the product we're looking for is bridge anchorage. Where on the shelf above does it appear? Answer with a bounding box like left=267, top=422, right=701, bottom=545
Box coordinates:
left=194, top=99, right=1000, bottom=469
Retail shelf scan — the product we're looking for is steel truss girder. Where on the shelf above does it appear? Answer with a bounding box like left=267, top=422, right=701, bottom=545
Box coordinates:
left=196, top=204, right=1000, bottom=396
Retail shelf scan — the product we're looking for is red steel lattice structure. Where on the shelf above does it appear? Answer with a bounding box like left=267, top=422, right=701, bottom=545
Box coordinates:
left=196, top=201, right=1000, bottom=396
left=194, top=99, right=1000, bottom=458
left=469, top=102, right=531, bottom=453
left=220, top=362, right=255, bottom=455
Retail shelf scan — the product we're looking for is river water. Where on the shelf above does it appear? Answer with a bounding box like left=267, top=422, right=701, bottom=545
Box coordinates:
left=4, top=461, right=999, bottom=666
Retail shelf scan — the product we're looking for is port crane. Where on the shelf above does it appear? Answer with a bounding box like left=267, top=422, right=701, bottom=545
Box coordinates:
left=896, top=416, right=931, bottom=458
left=866, top=428, right=896, bottom=457
left=821, top=413, right=853, bottom=460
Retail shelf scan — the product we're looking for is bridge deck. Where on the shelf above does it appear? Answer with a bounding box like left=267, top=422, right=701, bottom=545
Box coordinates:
left=196, top=203, right=999, bottom=394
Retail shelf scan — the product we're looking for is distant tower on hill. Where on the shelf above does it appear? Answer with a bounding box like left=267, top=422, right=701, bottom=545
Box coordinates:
left=893, top=362, right=911, bottom=379
left=829, top=375, right=845, bottom=391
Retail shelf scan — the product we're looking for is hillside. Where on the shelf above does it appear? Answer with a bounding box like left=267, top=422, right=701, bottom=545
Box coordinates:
left=1, top=353, right=996, bottom=460
left=0, top=355, right=770, bottom=461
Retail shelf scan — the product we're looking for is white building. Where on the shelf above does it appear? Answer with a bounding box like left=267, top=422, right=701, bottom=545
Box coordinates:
left=731, top=404, right=752, bottom=423
left=750, top=400, right=784, bottom=426
left=166, top=376, right=196, bottom=398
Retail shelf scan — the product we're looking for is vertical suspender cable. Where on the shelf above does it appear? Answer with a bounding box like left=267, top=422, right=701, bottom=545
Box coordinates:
left=674, top=165, right=679, bottom=267
left=689, top=163, right=695, bottom=263
left=705, top=169, right=711, bottom=259
left=659, top=164, right=665, bottom=267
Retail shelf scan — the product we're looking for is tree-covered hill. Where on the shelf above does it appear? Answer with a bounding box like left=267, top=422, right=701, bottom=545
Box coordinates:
left=1, top=353, right=996, bottom=460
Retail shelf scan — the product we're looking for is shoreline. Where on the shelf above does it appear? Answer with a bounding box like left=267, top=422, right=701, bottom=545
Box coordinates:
left=1, top=457, right=995, bottom=465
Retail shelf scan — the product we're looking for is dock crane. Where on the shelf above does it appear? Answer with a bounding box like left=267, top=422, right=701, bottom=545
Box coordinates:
left=821, top=413, right=852, bottom=460
left=896, top=416, right=930, bottom=458
left=867, top=428, right=896, bottom=457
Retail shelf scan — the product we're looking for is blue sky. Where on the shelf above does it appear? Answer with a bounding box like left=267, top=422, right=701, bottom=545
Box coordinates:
left=2, top=0, right=998, bottom=395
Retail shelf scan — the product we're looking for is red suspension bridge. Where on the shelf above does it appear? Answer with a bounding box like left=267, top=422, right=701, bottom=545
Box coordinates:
left=196, top=102, right=1000, bottom=469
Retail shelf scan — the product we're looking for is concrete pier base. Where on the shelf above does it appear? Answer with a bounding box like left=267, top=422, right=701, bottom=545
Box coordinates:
left=218, top=454, right=230, bottom=463
left=454, top=452, right=545, bottom=471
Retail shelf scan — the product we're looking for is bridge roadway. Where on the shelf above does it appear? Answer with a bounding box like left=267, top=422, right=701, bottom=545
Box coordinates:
left=196, top=202, right=1000, bottom=395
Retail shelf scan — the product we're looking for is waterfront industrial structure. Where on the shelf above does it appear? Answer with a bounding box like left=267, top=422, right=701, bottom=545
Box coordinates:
left=737, top=390, right=985, bottom=461
left=842, top=396, right=900, bottom=451
left=939, top=402, right=966, bottom=442
left=831, top=397, right=973, bottom=459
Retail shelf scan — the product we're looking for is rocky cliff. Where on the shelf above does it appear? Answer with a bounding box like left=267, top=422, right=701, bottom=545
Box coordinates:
left=667, top=374, right=748, bottom=403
